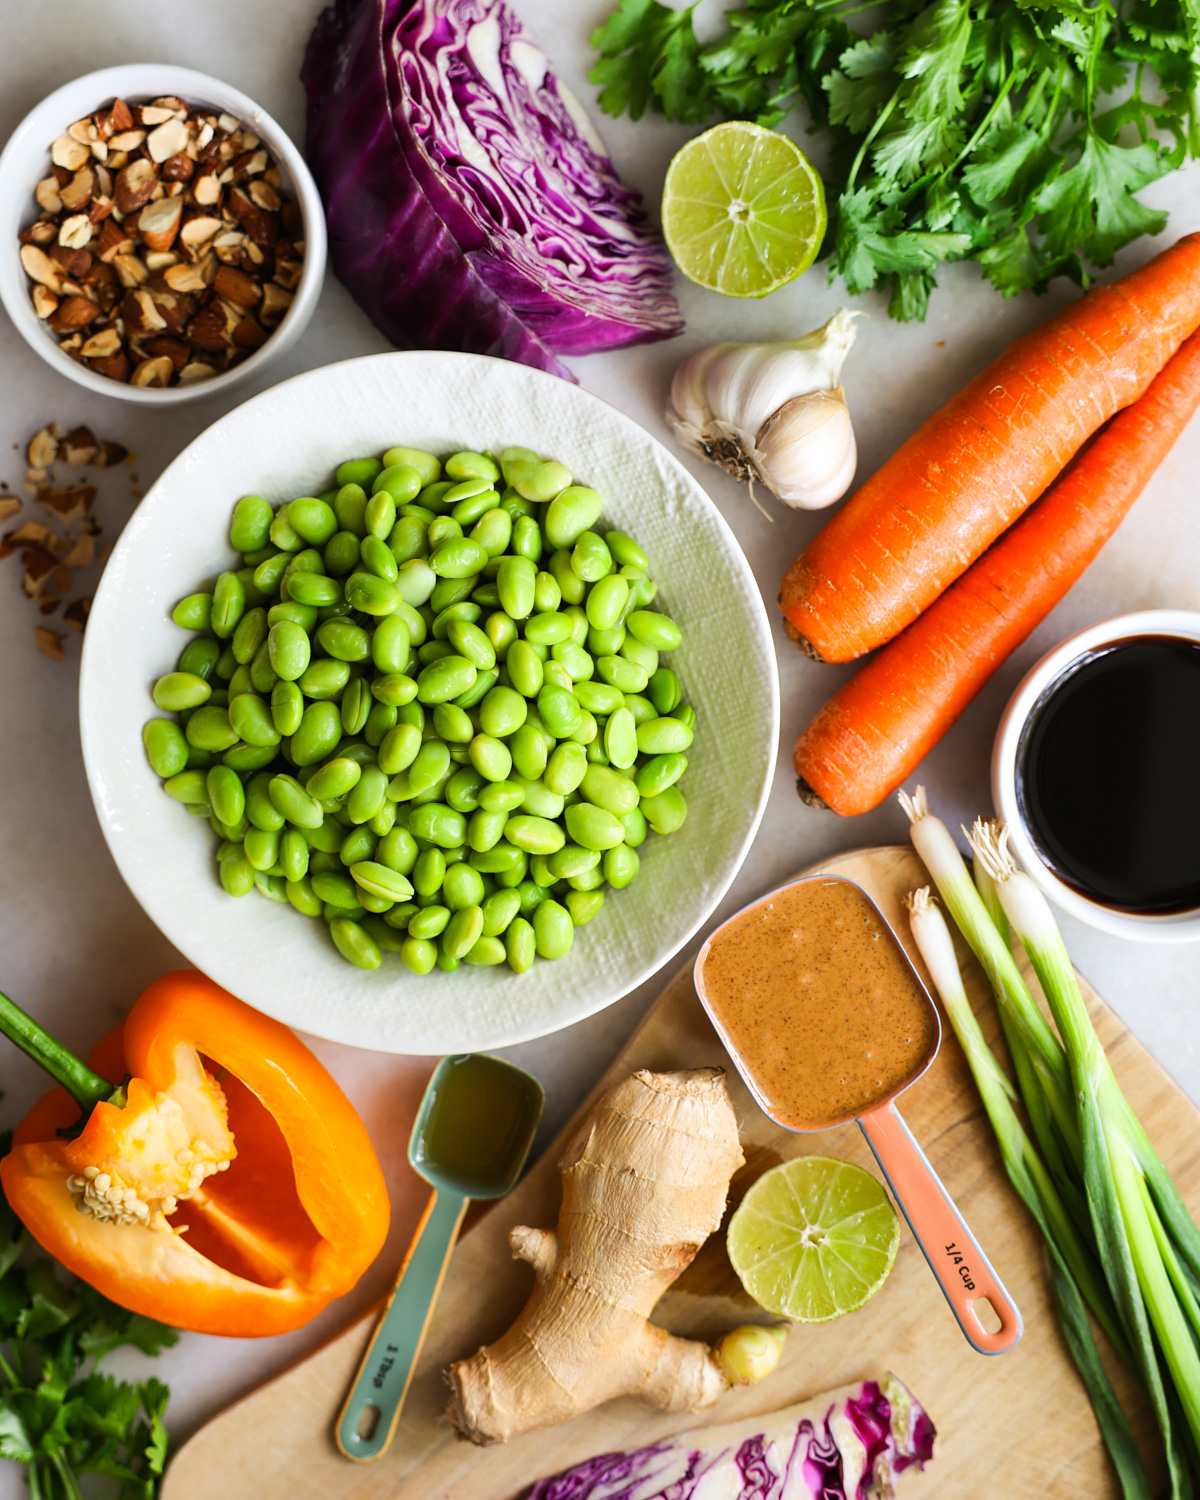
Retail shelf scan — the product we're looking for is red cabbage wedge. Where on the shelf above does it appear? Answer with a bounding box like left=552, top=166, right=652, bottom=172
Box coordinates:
left=303, top=0, right=683, bottom=378
left=521, top=1374, right=934, bottom=1499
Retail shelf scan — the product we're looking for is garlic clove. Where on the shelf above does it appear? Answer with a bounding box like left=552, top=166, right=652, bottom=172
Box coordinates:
left=753, top=387, right=857, bottom=509
left=665, top=309, right=860, bottom=512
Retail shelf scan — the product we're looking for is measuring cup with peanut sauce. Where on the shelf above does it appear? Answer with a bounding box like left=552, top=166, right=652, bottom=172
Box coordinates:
left=696, top=874, right=1022, bottom=1355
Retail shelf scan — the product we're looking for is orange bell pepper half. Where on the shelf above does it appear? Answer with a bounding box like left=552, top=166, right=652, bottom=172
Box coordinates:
left=0, top=972, right=389, bottom=1337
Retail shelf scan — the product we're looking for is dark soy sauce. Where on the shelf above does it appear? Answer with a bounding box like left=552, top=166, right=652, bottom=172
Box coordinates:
left=1017, top=636, right=1200, bottom=912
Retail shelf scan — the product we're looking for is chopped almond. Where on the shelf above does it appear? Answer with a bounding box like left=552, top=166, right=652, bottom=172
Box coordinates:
left=35, top=627, right=65, bottom=662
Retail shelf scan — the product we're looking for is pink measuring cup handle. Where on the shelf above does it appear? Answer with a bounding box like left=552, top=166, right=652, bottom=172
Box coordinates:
left=858, top=1101, right=1023, bottom=1355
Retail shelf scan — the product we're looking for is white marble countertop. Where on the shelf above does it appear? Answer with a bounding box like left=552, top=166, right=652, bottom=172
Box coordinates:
left=3, top=0, right=1200, bottom=1488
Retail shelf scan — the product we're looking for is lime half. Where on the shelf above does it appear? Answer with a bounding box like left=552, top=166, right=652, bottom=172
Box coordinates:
left=727, top=1156, right=900, bottom=1322
left=661, top=122, right=826, bottom=298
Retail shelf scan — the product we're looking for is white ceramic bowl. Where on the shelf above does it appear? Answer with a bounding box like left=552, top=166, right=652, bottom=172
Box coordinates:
left=993, top=609, right=1200, bottom=943
left=80, top=351, right=779, bottom=1052
left=0, top=64, right=326, bottom=405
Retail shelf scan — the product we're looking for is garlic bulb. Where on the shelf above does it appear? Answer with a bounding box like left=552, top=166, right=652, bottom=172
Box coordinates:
left=667, top=308, right=860, bottom=510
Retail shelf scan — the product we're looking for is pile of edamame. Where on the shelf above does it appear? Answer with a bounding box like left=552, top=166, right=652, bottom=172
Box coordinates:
left=142, top=445, right=695, bottom=974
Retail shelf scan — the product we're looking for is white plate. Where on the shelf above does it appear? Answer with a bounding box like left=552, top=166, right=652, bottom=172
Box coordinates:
left=80, top=351, right=779, bottom=1053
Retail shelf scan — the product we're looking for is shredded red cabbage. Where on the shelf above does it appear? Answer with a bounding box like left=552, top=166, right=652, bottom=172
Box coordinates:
left=519, top=1375, right=935, bottom=1500
left=302, top=0, right=683, bottom=377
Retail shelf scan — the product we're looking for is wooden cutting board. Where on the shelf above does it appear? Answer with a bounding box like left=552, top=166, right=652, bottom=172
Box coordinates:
left=163, top=846, right=1199, bottom=1500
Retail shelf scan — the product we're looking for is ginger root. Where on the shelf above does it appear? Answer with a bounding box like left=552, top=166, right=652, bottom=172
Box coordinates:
left=448, top=1067, right=749, bottom=1445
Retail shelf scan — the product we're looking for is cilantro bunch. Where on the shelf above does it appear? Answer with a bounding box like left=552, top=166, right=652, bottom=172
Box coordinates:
left=591, top=0, right=1200, bottom=317
left=0, top=1135, right=176, bottom=1500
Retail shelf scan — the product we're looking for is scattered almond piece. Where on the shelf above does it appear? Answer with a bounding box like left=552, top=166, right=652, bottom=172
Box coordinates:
left=35, top=627, right=65, bottom=661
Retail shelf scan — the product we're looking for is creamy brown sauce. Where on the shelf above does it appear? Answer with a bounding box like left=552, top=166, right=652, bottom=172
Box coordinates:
left=699, top=878, right=938, bottom=1130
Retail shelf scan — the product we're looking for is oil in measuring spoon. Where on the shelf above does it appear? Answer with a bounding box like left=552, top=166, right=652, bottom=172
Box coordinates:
left=1018, top=636, right=1200, bottom=912
left=699, top=879, right=938, bottom=1130
left=413, top=1054, right=543, bottom=1196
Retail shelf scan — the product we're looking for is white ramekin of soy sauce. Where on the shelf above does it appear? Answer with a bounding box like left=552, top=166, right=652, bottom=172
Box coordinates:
left=993, top=610, right=1200, bottom=943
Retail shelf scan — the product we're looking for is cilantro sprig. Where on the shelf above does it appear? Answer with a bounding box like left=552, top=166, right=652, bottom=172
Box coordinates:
left=0, top=1133, right=177, bottom=1500
left=591, top=0, right=1198, bottom=317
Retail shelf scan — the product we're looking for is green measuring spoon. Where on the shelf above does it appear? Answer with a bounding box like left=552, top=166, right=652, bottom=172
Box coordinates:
left=336, top=1053, right=544, bottom=1462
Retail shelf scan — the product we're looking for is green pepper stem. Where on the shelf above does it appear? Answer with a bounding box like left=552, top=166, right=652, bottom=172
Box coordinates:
left=0, top=991, right=117, bottom=1112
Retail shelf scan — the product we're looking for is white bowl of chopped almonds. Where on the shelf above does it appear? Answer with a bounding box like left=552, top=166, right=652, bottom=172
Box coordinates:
left=0, top=64, right=326, bottom=404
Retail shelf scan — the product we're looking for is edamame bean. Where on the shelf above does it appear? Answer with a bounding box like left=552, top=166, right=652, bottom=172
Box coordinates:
left=468, top=807, right=509, bottom=852
left=605, top=531, right=648, bottom=570
left=288, top=497, right=338, bottom=547
left=383, top=447, right=440, bottom=485
left=267, top=620, right=310, bottom=682
left=267, top=680, right=301, bottom=737
left=367, top=613, right=409, bottom=674
left=307, top=757, right=362, bottom=801
left=429, top=515, right=464, bottom=547
left=536, top=683, right=582, bottom=738
left=544, top=486, right=602, bottom=549
left=297, top=659, right=350, bottom=701
left=409, top=904, right=451, bottom=939
left=337, top=457, right=384, bottom=490
left=230, top=495, right=273, bottom=552
left=408, top=802, right=467, bottom=848
left=178, top=637, right=221, bottom=681
left=596, top=655, right=649, bottom=693
left=516, top=459, right=572, bottom=503
left=143, top=718, right=189, bottom=777
left=582, top=763, right=639, bottom=817
left=341, top=678, right=371, bottom=736
left=566, top=888, right=605, bottom=925
left=244, top=826, right=281, bottom=872
left=410, top=849, right=444, bottom=897
left=534, top=570, right=563, bottom=614
left=496, top=555, right=536, bottom=619
left=463, top=936, right=505, bottom=966
left=480, top=888, right=521, bottom=937
left=543, top=741, right=587, bottom=797
left=524, top=611, right=573, bottom=646
left=445, top=767, right=486, bottom=813
left=325, top=530, right=362, bottom=576
left=471, top=507, right=512, bottom=558
left=285, top=876, right=323, bottom=916
left=636, top=753, right=688, bottom=797
left=564, top=802, right=625, bottom=851
left=636, top=716, right=693, bottom=755
left=345, top=571, right=400, bottom=616
left=627, top=610, right=682, bottom=651
left=153, top=672, right=211, bottom=711
left=511, top=515, right=543, bottom=562
left=446, top=451, right=499, bottom=483
left=349, top=861, right=415, bottom=903
left=269, top=599, right=318, bottom=633
left=485, top=611, right=518, bottom=658
left=186, top=706, right=239, bottom=752
left=211, top=571, right=246, bottom=638
left=469, top=733, right=512, bottom=783
left=228, top=693, right=280, bottom=748
left=269, top=774, right=323, bottom=828
left=164, top=769, right=208, bottom=804
left=585, top=573, right=629, bottom=631
left=604, top=843, right=640, bottom=889
left=417, top=654, right=477, bottom=704
left=676, top=704, right=697, bottom=733
left=401, top=935, right=437, bottom=973
left=478, top=780, right=524, bottom=814
left=220, top=853, right=256, bottom=897
left=370, top=673, right=418, bottom=707
left=429, top=536, right=488, bottom=578
left=204, top=765, right=244, bottom=827
left=573, top=680, right=623, bottom=716
left=533, top=899, right=573, bottom=959
left=330, top=917, right=381, bottom=969
left=378, top=721, right=423, bottom=777
left=173, top=593, right=212, bottom=631
left=313, top=869, right=361, bottom=907
left=506, top=639, right=544, bottom=698
left=291, top=702, right=342, bottom=766
left=402, top=564, right=438, bottom=609
left=604, top=707, right=638, bottom=769
left=230, top=607, right=267, bottom=666
left=641, top=786, right=688, bottom=834
left=363, top=490, right=395, bottom=541
left=509, top=723, right=549, bottom=781
left=505, top=814, right=565, bottom=855
left=409, top=740, right=451, bottom=796
left=443, top=862, right=486, bottom=910
left=479, top=685, right=527, bottom=738
left=506, top=916, right=536, bottom=972
left=432, top=703, right=474, bottom=744
left=317, top=618, right=371, bottom=661
left=587, top=625, right=625, bottom=656
left=377, top=826, right=419, bottom=875
left=571, top=531, right=612, bottom=582
left=280, top=829, right=310, bottom=883
left=390, top=516, right=429, bottom=565
left=372, top=463, right=423, bottom=504
left=442, top=904, right=485, bottom=959
left=253, top=550, right=290, bottom=597
left=447, top=619, right=496, bottom=670
left=548, top=844, right=600, bottom=879
left=514, top=777, right=564, bottom=819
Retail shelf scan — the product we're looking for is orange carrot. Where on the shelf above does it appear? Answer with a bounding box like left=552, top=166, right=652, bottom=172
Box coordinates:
left=780, top=234, right=1200, bottom=664
left=793, top=323, right=1200, bottom=817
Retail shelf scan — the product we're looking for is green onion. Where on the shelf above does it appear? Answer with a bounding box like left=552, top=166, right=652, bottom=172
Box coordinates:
left=969, top=821, right=1200, bottom=1492
left=905, top=889, right=1149, bottom=1498
left=901, top=784, right=1200, bottom=1498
